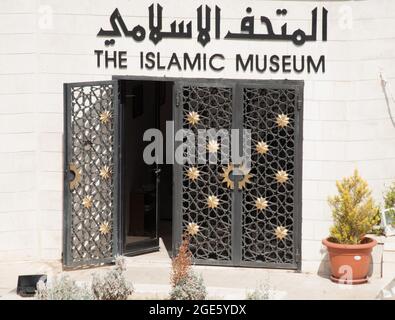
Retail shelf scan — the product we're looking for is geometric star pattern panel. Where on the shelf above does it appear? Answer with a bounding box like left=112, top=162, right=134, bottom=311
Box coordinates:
left=181, top=86, right=233, bottom=262
left=241, top=87, right=296, bottom=265
left=64, top=82, right=118, bottom=267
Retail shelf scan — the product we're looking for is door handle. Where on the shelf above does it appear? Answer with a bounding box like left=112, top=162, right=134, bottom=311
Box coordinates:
left=69, top=163, right=81, bottom=190
left=149, top=168, right=161, bottom=175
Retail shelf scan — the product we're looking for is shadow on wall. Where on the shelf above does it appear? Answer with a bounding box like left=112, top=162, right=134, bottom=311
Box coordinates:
left=380, top=72, right=395, bottom=129
left=317, top=251, right=330, bottom=279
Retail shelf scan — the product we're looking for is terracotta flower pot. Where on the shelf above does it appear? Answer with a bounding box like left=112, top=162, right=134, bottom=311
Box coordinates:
left=322, top=237, right=377, bottom=285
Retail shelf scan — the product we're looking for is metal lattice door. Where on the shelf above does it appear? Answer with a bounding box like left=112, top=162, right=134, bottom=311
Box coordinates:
left=174, top=80, right=303, bottom=269
left=63, top=81, right=119, bottom=268
left=174, top=82, right=235, bottom=264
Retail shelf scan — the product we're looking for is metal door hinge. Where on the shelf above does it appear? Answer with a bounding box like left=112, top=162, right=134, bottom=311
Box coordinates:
left=297, top=99, right=303, bottom=111
left=176, top=93, right=180, bottom=108
left=295, top=248, right=301, bottom=262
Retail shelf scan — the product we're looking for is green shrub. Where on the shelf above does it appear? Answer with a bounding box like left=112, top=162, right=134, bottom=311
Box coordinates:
left=169, top=270, right=207, bottom=300
left=328, top=170, right=379, bottom=244
left=384, top=182, right=395, bottom=209
left=384, top=182, right=395, bottom=226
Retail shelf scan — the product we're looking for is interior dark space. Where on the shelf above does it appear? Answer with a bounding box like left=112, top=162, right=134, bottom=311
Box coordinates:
left=119, top=79, right=173, bottom=256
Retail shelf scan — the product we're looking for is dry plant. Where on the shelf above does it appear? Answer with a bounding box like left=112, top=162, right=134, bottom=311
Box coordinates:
left=170, top=222, right=200, bottom=287
left=170, top=234, right=193, bottom=287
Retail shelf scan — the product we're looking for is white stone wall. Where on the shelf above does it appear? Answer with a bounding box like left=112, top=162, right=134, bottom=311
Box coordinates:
left=0, top=0, right=395, bottom=274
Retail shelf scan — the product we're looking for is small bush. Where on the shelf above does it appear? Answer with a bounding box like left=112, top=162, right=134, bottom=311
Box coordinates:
left=368, top=208, right=384, bottom=235
left=169, top=270, right=207, bottom=300
left=246, top=278, right=271, bottom=300
left=384, top=182, right=395, bottom=209
left=36, top=275, right=94, bottom=300
left=91, top=256, right=133, bottom=300
left=384, top=182, right=395, bottom=226
left=36, top=256, right=133, bottom=300
left=328, top=170, right=379, bottom=244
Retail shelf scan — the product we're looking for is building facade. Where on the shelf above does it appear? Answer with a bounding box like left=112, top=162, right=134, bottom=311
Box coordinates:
left=1, top=0, right=395, bottom=274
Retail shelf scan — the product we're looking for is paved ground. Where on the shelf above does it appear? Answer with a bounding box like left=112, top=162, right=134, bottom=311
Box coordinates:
left=0, top=239, right=392, bottom=300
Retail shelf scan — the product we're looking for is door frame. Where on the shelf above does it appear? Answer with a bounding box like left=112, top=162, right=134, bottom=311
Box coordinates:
left=113, top=75, right=303, bottom=271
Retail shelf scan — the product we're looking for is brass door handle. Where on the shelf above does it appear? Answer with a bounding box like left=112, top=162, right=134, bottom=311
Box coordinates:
left=69, top=163, right=81, bottom=190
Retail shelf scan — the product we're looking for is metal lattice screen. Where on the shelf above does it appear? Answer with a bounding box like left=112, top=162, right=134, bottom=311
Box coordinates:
left=181, top=86, right=234, bottom=262
left=241, top=87, right=298, bottom=266
left=176, top=82, right=302, bottom=269
left=63, top=81, right=118, bottom=267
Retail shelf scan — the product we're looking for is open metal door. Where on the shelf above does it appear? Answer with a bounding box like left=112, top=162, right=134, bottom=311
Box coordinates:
left=63, top=81, right=119, bottom=268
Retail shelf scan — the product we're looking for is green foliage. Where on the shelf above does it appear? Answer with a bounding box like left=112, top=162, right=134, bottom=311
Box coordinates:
left=169, top=270, right=207, bottom=300
left=368, top=207, right=384, bottom=235
left=383, top=182, right=395, bottom=226
left=91, top=256, right=134, bottom=300
left=384, top=181, right=395, bottom=209
left=328, top=170, right=379, bottom=244
left=36, top=275, right=94, bottom=300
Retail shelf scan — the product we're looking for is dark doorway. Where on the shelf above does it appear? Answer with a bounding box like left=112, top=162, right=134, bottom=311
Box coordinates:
left=119, top=79, right=173, bottom=257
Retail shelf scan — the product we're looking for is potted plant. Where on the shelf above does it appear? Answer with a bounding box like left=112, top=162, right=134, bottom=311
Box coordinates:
left=322, top=170, right=379, bottom=284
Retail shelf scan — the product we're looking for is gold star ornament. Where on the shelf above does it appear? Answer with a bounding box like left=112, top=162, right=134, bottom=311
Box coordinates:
left=186, top=166, right=200, bottom=181
left=274, top=226, right=288, bottom=240
left=255, top=197, right=269, bottom=211
left=99, top=221, right=111, bottom=235
left=221, top=163, right=253, bottom=190
left=275, top=170, right=289, bottom=184
left=207, top=195, right=220, bottom=209
left=82, top=195, right=93, bottom=209
left=186, top=222, right=200, bottom=236
left=207, top=139, right=219, bottom=153
left=186, top=111, right=200, bottom=126
left=99, top=110, right=112, bottom=124
left=276, top=113, right=290, bottom=128
left=99, top=165, right=111, bottom=180
left=256, top=141, right=269, bottom=155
